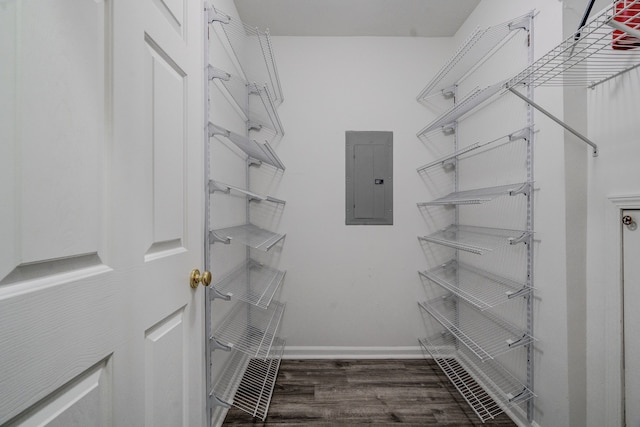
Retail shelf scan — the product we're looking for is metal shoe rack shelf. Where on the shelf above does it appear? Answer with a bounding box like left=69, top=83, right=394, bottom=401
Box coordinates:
left=415, top=12, right=536, bottom=424
left=416, top=1, right=640, bottom=423
left=204, top=2, right=287, bottom=423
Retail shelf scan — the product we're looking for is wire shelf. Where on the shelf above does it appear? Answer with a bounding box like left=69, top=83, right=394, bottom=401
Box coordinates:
left=209, top=67, right=284, bottom=137
left=419, top=261, right=531, bottom=311
left=211, top=337, right=285, bottom=421
left=417, top=13, right=531, bottom=100
left=209, top=181, right=286, bottom=205
left=419, top=333, right=533, bottom=422
left=212, top=7, right=283, bottom=105
left=212, top=259, right=286, bottom=309
left=417, top=82, right=507, bottom=136
left=418, top=182, right=530, bottom=206
left=418, top=297, right=534, bottom=361
left=208, top=123, right=285, bottom=171
left=418, top=225, right=530, bottom=255
left=416, top=127, right=530, bottom=173
left=212, top=300, right=286, bottom=359
left=507, top=1, right=640, bottom=88
left=210, top=223, right=285, bottom=251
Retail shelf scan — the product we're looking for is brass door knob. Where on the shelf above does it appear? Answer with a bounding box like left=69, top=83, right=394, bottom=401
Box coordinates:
left=190, top=269, right=212, bottom=288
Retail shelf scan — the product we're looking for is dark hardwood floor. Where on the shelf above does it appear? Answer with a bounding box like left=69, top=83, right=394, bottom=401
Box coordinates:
left=223, top=359, right=517, bottom=426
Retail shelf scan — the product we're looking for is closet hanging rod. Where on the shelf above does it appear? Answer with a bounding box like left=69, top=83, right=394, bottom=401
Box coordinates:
left=506, top=86, right=598, bottom=156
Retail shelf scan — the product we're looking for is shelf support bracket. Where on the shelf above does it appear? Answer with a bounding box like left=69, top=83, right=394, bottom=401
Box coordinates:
left=509, top=15, right=530, bottom=32
left=506, top=286, right=532, bottom=300
left=247, top=122, right=263, bottom=132
left=208, top=180, right=231, bottom=194
left=506, top=334, right=529, bottom=349
left=208, top=66, right=230, bottom=81
left=210, top=336, right=232, bottom=352
left=509, top=232, right=531, bottom=246
left=209, top=286, right=232, bottom=301
left=509, top=182, right=531, bottom=197
left=248, top=158, right=263, bottom=168
left=507, top=387, right=531, bottom=403
left=508, top=126, right=532, bottom=142
left=442, top=122, right=457, bottom=135
left=209, top=230, right=231, bottom=245
left=208, top=8, right=230, bottom=24
left=441, top=85, right=456, bottom=99
left=208, top=122, right=230, bottom=138
left=210, top=393, right=232, bottom=409
left=507, top=87, right=598, bottom=157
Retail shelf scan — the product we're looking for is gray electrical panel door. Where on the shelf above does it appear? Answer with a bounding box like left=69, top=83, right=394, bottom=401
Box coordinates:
left=345, top=131, right=393, bottom=225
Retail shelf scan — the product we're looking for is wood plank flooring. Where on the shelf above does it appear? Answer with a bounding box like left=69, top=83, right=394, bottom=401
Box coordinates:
left=223, top=359, right=517, bottom=426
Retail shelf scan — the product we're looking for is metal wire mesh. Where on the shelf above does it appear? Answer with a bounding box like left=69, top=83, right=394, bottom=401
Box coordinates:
left=417, top=13, right=531, bottom=100
left=418, top=297, right=533, bottom=360
left=418, top=225, right=530, bottom=255
left=418, top=182, right=530, bottom=206
left=508, top=1, right=640, bottom=88
left=212, top=259, right=286, bottom=309
left=212, top=223, right=285, bottom=251
left=213, top=8, right=283, bottom=104
left=419, top=261, right=530, bottom=311
left=419, top=333, right=533, bottom=422
left=212, top=301, right=285, bottom=359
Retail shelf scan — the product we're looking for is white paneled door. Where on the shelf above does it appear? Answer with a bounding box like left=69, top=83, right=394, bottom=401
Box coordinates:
left=623, top=209, right=640, bottom=427
left=0, top=1, right=205, bottom=426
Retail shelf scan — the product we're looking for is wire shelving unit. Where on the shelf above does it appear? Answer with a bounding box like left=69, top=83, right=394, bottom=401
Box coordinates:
left=417, top=182, right=530, bottom=206
left=208, top=123, right=285, bottom=170
left=210, top=223, right=286, bottom=251
left=211, top=259, right=286, bottom=309
left=205, top=4, right=287, bottom=424
left=419, top=334, right=534, bottom=423
left=212, top=300, right=285, bottom=360
left=419, top=261, right=530, bottom=311
left=418, top=298, right=534, bottom=361
left=211, top=337, right=285, bottom=420
left=417, top=13, right=531, bottom=101
left=418, top=225, right=530, bottom=255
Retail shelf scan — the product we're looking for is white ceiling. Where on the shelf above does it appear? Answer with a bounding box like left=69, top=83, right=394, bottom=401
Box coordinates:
left=233, top=0, right=481, bottom=37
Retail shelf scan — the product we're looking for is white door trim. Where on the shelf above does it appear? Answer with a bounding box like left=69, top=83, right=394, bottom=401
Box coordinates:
left=604, top=194, right=640, bottom=426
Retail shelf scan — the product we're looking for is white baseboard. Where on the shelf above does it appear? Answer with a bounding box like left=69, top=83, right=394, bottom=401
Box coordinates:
left=282, top=345, right=426, bottom=359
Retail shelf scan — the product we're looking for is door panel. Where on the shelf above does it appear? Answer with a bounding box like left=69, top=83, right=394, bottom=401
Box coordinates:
left=623, top=209, right=640, bottom=427
left=1, top=0, right=204, bottom=425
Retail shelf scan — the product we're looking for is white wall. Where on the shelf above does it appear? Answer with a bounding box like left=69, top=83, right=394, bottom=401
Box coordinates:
left=585, top=27, right=640, bottom=427
left=256, top=35, right=453, bottom=357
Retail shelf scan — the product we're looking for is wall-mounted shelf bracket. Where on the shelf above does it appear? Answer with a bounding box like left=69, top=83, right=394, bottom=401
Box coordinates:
left=507, top=387, right=533, bottom=403
left=509, top=182, right=531, bottom=197
left=208, top=122, right=230, bottom=138
left=209, top=180, right=231, bottom=194
left=442, top=122, right=457, bottom=135
left=507, top=86, right=598, bottom=156
left=509, top=126, right=532, bottom=142
left=508, top=232, right=531, bottom=245
left=209, top=230, right=231, bottom=245
left=208, top=8, right=230, bottom=25
left=247, top=122, right=263, bottom=132
left=506, top=334, right=532, bottom=349
left=210, top=336, right=232, bottom=352
left=210, top=287, right=232, bottom=301
left=210, top=393, right=232, bottom=409
left=442, top=86, right=456, bottom=99
left=208, top=65, right=230, bottom=81
left=509, top=15, right=531, bottom=32
left=506, top=286, right=533, bottom=300
left=248, top=158, right=262, bottom=167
